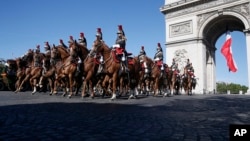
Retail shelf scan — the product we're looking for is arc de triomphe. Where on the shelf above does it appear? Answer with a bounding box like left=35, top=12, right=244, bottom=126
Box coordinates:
left=160, top=0, right=250, bottom=94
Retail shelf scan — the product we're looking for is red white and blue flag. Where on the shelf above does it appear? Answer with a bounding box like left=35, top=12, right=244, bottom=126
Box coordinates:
left=220, top=31, right=238, bottom=72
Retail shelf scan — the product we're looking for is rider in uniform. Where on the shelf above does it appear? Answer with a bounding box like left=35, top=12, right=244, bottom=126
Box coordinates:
left=95, top=28, right=105, bottom=74
left=60, top=39, right=68, bottom=49
left=43, top=41, right=51, bottom=72
left=115, top=25, right=128, bottom=72
left=171, top=58, right=178, bottom=70
left=34, top=45, right=43, bottom=67
left=78, top=32, right=87, bottom=47
left=154, top=43, right=163, bottom=66
left=138, top=46, right=146, bottom=63
left=76, top=33, right=87, bottom=76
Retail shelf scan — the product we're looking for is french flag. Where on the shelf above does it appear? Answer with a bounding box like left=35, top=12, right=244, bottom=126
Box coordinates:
left=220, top=31, right=238, bottom=72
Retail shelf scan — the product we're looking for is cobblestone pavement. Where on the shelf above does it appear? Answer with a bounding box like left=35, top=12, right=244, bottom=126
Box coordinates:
left=0, top=91, right=250, bottom=141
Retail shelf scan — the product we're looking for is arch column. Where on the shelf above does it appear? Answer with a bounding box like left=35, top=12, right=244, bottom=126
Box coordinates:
left=245, top=30, right=250, bottom=94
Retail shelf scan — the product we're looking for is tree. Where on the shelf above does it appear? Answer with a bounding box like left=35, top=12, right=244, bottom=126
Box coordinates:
left=216, top=82, right=248, bottom=94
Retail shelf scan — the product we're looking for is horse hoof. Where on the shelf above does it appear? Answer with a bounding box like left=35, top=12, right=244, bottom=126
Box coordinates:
left=128, top=95, right=135, bottom=99
left=68, top=95, right=71, bottom=99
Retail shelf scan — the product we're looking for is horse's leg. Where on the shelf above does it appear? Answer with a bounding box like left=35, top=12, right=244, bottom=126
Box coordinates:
left=68, top=73, right=74, bottom=98
left=17, top=74, right=30, bottom=92
left=82, top=72, right=91, bottom=98
left=110, top=73, right=118, bottom=100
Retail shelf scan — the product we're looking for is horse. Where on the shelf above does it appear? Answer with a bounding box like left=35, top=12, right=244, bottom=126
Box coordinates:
left=50, top=45, right=77, bottom=98
left=138, top=55, right=155, bottom=96
left=91, top=39, right=121, bottom=100
left=169, top=68, right=181, bottom=95
left=126, top=56, right=141, bottom=99
left=149, top=60, right=170, bottom=97
left=29, top=52, right=45, bottom=94
left=14, top=57, right=28, bottom=92
left=38, top=48, right=55, bottom=94
left=80, top=52, right=100, bottom=98
left=182, top=67, right=196, bottom=95
left=15, top=50, right=34, bottom=93
left=67, top=40, right=94, bottom=98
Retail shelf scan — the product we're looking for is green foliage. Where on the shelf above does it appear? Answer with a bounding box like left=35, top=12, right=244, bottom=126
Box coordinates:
left=216, top=82, right=248, bottom=94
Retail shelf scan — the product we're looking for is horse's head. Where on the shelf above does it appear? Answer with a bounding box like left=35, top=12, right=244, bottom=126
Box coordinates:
left=69, top=40, right=89, bottom=60
left=91, top=39, right=104, bottom=55
left=50, top=46, right=60, bottom=60
left=51, top=44, right=70, bottom=61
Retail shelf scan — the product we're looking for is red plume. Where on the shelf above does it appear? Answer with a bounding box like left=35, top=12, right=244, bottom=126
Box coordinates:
left=60, top=39, right=63, bottom=43
left=70, top=36, right=74, bottom=40
left=97, top=28, right=101, bottom=33
left=157, top=43, right=161, bottom=47
left=45, top=41, right=49, bottom=46
left=80, top=32, right=84, bottom=37
left=118, top=25, right=123, bottom=30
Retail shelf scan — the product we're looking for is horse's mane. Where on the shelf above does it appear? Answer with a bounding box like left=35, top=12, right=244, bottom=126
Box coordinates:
left=57, top=46, right=69, bottom=55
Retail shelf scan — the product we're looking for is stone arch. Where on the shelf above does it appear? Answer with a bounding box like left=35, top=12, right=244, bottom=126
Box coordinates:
left=198, top=11, right=250, bottom=93
left=160, top=0, right=250, bottom=94
left=198, top=11, right=249, bottom=44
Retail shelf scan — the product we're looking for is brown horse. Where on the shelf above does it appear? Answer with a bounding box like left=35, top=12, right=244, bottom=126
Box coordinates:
left=15, top=50, right=34, bottom=93
left=30, top=52, right=45, bottom=94
left=126, top=56, right=141, bottom=99
left=15, top=57, right=27, bottom=92
left=149, top=61, right=170, bottom=97
left=50, top=45, right=77, bottom=98
left=138, top=55, right=155, bottom=96
left=182, top=67, right=194, bottom=95
left=81, top=53, right=100, bottom=98
left=38, top=48, right=55, bottom=94
left=67, top=40, right=90, bottom=96
left=169, top=68, right=181, bottom=95
left=91, top=39, right=121, bottom=100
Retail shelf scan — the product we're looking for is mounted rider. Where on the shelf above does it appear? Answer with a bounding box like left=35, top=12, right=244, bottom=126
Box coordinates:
left=43, top=41, right=51, bottom=72
left=154, top=43, right=164, bottom=67
left=78, top=32, right=87, bottom=47
left=114, top=25, right=129, bottom=72
left=33, top=45, right=43, bottom=67
left=94, top=28, right=105, bottom=74
left=138, top=46, right=146, bottom=63
left=76, top=32, right=87, bottom=76
left=171, top=58, right=180, bottom=76
left=60, top=39, right=68, bottom=49
left=185, top=59, right=195, bottom=78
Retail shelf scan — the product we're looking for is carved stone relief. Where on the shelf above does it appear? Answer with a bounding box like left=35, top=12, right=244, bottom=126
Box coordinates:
left=170, top=20, right=192, bottom=37
left=226, top=3, right=250, bottom=19
left=173, top=49, right=188, bottom=73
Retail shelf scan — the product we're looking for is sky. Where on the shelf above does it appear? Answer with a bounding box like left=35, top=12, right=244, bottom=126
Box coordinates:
left=0, top=0, right=248, bottom=87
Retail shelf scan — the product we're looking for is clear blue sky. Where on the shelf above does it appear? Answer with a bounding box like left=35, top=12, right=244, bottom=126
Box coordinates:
left=0, top=0, right=248, bottom=86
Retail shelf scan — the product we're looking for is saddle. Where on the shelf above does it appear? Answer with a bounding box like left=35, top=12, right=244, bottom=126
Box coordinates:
left=112, top=44, right=133, bottom=63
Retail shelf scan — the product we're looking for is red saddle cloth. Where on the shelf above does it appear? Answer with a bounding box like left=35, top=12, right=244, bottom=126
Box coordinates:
left=156, top=60, right=163, bottom=67
left=94, top=58, right=101, bottom=65
left=111, top=50, right=120, bottom=63
left=115, top=47, right=124, bottom=55
left=128, top=57, right=134, bottom=65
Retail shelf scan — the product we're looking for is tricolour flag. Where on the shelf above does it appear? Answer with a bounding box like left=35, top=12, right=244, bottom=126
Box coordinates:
left=220, top=31, right=238, bottom=72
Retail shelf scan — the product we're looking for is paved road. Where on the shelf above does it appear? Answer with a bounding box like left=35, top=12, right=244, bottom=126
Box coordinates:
left=0, top=91, right=250, bottom=141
